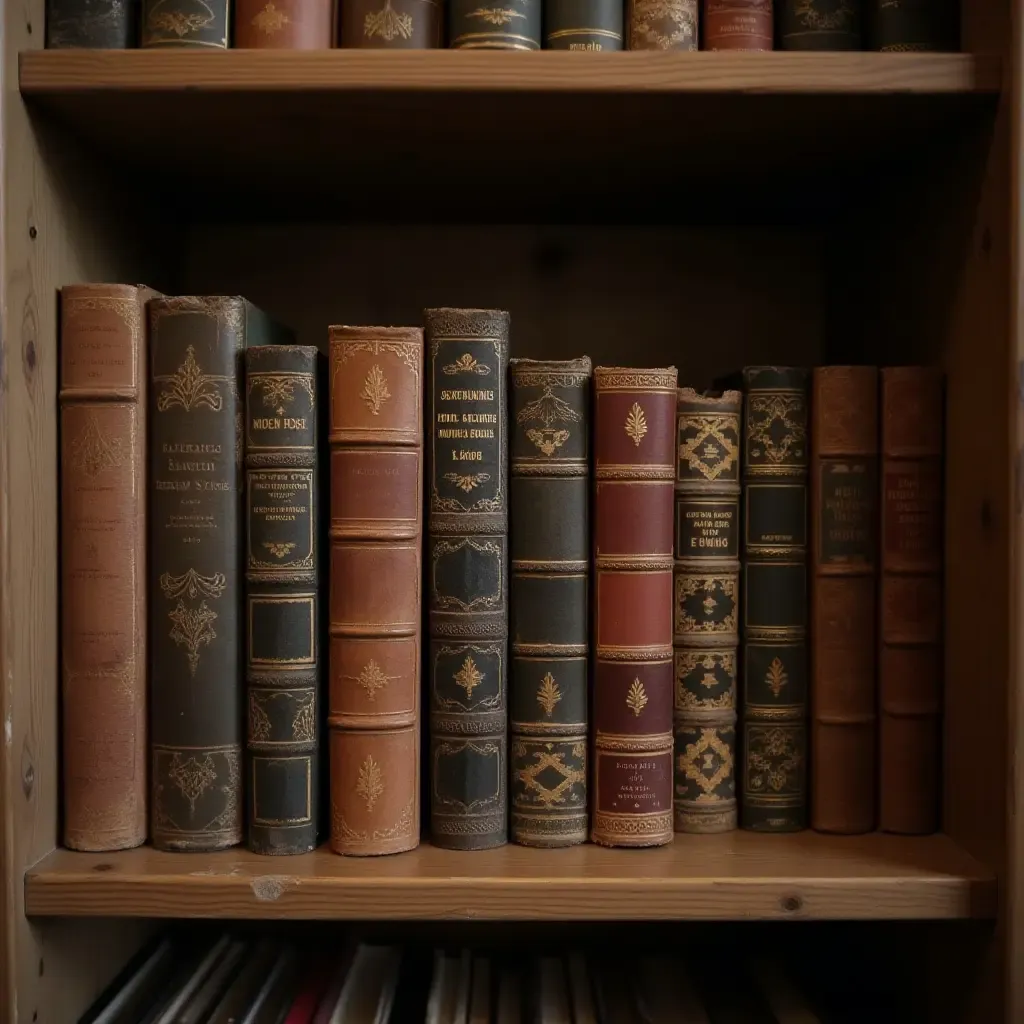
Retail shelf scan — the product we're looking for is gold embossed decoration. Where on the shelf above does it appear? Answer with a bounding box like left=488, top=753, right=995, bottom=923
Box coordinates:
left=292, top=696, right=315, bottom=742
left=747, top=393, right=806, bottom=466
left=630, top=0, right=696, bottom=48
left=626, top=678, right=649, bottom=717
left=248, top=694, right=272, bottom=742
left=792, top=0, right=855, bottom=30
left=680, top=728, right=733, bottom=795
left=355, top=659, right=392, bottom=700
left=68, top=413, right=128, bottom=477
left=747, top=727, right=802, bottom=793
left=466, top=5, right=525, bottom=23
left=624, top=402, right=648, bottom=446
left=356, top=755, right=384, bottom=811
left=454, top=656, right=484, bottom=698
left=442, top=353, right=490, bottom=376
left=443, top=472, right=491, bottom=493
left=515, top=744, right=585, bottom=807
left=168, top=753, right=217, bottom=813
left=536, top=672, right=562, bottom=716
left=263, top=541, right=296, bottom=559
left=252, top=0, right=290, bottom=32
left=146, top=2, right=215, bottom=36
left=360, top=364, right=392, bottom=415
left=156, top=345, right=225, bottom=412
left=678, top=415, right=738, bottom=480
left=766, top=657, right=788, bottom=698
left=258, top=374, right=299, bottom=411
left=517, top=385, right=582, bottom=457
left=159, top=569, right=227, bottom=676
left=363, top=0, right=414, bottom=39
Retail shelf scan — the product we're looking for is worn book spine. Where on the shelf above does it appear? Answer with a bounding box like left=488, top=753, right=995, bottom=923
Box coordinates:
left=810, top=367, right=878, bottom=835
left=741, top=365, right=809, bottom=832
left=544, top=0, right=623, bottom=48
left=879, top=366, right=944, bottom=835
left=592, top=365, right=677, bottom=848
left=339, top=0, right=441, bottom=46
left=60, top=284, right=154, bottom=851
left=46, top=0, right=137, bottom=46
left=672, top=389, right=740, bottom=835
left=703, top=0, right=773, bottom=49
left=140, top=0, right=228, bottom=46
left=779, top=0, right=861, bottom=49
left=509, top=357, right=591, bottom=848
left=871, top=0, right=956, bottom=51
left=327, top=326, right=423, bottom=857
left=627, top=0, right=696, bottom=49
left=449, top=0, right=541, bottom=48
left=149, top=296, right=288, bottom=851
left=426, top=308, right=510, bottom=851
left=244, top=346, right=320, bottom=856
left=234, top=0, right=333, bottom=47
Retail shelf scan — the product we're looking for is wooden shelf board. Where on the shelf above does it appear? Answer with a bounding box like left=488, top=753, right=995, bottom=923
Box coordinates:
left=26, top=833, right=996, bottom=921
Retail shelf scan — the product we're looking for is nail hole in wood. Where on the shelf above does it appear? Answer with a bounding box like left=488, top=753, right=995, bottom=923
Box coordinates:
left=26, top=21, right=32, bottom=32
left=28, top=225, right=36, bottom=240
left=24, top=339, right=36, bottom=373
left=93, top=862, right=114, bottom=873
left=781, top=895, right=802, bottom=913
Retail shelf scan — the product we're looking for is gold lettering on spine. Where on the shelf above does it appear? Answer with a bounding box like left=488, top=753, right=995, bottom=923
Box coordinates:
left=624, top=402, right=648, bottom=446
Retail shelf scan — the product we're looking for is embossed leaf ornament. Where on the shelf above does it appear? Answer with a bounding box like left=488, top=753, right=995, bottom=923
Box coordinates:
left=252, top=0, right=290, bottom=32
left=357, top=659, right=390, bottom=700
left=356, top=755, right=385, bottom=811
left=360, top=364, right=392, bottom=416
left=156, top=344, right=224, bottom=412
left=624, top=402, right=648, bottom=446
left=626, top=678, right=649, bottom=717
left=536, top=672, right=562, bottom=716
left=766, top=657, right=788, bottom=698
left=467, top=5, right=526, bottom=23
left=363, top=0, right=414, bottom=40
left=455, top=656, right=484, bottom=698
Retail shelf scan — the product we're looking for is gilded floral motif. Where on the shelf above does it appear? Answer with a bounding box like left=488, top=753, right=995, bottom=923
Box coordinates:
left=68, top=414, right=127, bottom=477
left=746, top=393, right=806, bottom=465
left=252, top=0, right=290, bottom=32
left=356, top=755, right=384, bottom=811
left=443, top=472, right=491, bottom=493
left=536, top=672, right=561, bottom=716
left=765, top=657, right=788, bottom=698
left=624, top=402, right=648, bottom=446
left=677, top=414, right=738, bottom=480
left=442, top=353, right=490, bottom=376
left=360, top=364, right=391, bottom=415
left=454, top=656, right=484, bottom=698
left=363, top=0, right=413, bottom=39
left=680, top=728, right=733, bottom=795
left=626, top=678, right=648, bottom=717
left=168, top=753, right=217, bottom=812
left=156, top=345, right=224, bottom=412
left=517, top=386, right=581, bottom=457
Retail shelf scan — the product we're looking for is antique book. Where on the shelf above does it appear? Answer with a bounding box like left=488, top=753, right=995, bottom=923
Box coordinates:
left=703, top=0, right=772, bottom=49
left=140, top=0, right=228, bottom=47
left=871, top=0, right=956, bottom=51
left=810, top=366, right=878, bottom=835
left=509, top=357, right=591, bottom=849
left=779, top=0, right=861, bottom=49
left=627, top=0, right=696, bottom=49
left=327, top=326, right=423, bottom=857
left=234, top=0, right=333, bottom=47
left=740, top=366, right=809, bottom=832
left=879, top=366, right=944, bottom=835
left=46, top=0, right=137, bottom=46
left=449, top=0, right=541, bottom=48
left=339, top=0, right=441, bottom=46
left=425, top=308, right=510, bottom=851
left=149, top=296, right=289, bottom=851
left=672, top=388, right=741, bottom=835
left=60, top=284, right=155, bottom=851
left=244, top=345, right=321, bottom=856
left=591, top=365, right=677, bottom=848
left=544, top=0, right=623, bottom=48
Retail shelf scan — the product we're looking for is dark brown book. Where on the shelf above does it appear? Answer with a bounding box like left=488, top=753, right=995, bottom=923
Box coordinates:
left=879, top=366, right=944, bottom=835
left=327, top=326, right=423, bottom=857
left=338, top=0, right=441, bottom=46
left=448, top=0, right=541, bottom=48
left=46, top=0, right=138, bottom=46
left=60, top=284, right=155, bottom=852
left=810, top=366, right=878, bottom=835
left=778, top=0, right=861, bottom=50
left=544, top=0, right=623, bottom=48
left=591, top=366, right=677, bottom=848
left=149, top=296, right=290, bottom=852
left=140, top=0, right=229, bottom=47
left=703, top=0, right=772, bottom=49
left=870, top=0, right=957, bottom=51
left=234, top=0, right=334, bottom=47
left=627, top=0, right=697, bottom=48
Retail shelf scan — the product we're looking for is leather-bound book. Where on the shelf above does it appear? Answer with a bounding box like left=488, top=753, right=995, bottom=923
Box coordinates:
left=740, top=366, right=809, bottom=832
left=234, top=0, right=333, bottom=47
left=544, top=0, right=623, bottom=49
left=46, top=0, right=137, bottom=47
left=879, top=367, right=944, bottom=835
left=425, top=308, right=509, bottom=851
left=627, top=0, right=697, bottom=49
left=810, top=367, right=878, bottom=835
left=703, top=0, right=772, bottom=49
left=449, top=0, right=541, bottom=49
left=327, top=326, right=423, bottom=857
left=871, top=0, right=956, bottom=51
left=245, top=345, right=321, bottom=856
left=140, top=0, right=228, bottom=47
left=60, top=284, right=155, bottom=851
left=672, top=388, right=740, bottom=835
left=509, top=357, right=591, bottom=848
left=591, top=365, right=677, bottom=848
left=149, top=296, right=289, bottom=852
left=779, top=0, right=861, bottom=49
left=339, top=0, right=441, bottom=47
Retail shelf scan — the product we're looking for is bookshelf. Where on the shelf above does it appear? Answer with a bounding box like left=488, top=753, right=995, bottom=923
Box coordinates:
left=2, top=5, right=1021, bottom=1023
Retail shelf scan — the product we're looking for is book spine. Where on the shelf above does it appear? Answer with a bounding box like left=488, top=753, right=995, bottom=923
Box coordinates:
left=672, top=388, right=741, bottom=835
left=879, top=366, right=944, bottom=835
left=509, top=357, right=591, bottom=848
left=703, top=0, right=773, bottom=49
left=741, top=365, right=809, bottom=832
left=339, top=0, right=442, bottom=46
left=425, top=308, right=510, bottom=851
left=46, top=0, right=137, bottom=46
left=592, top=365, right=677, bottom=848
left=810, top=367, right=879, bottom=834
left=234, top=0, right=334, bottom=47
left=244, top=346, right=321, bottom=856
left=148, top=297, right=253, bottom=851
left=779, top=0, right=861, bottom=49
left=449, top=0, right=541, bottom=48
left=627, top=0, right=696, bottom=49
left=871, top=0, right=956, bottom=51
left=327, top=327, right=423, bottom=856
left=140, top=0, right=229, bottom=47
left=544, top=0, right=623, bottom=49
left=59, top=284, right=151, bottom=851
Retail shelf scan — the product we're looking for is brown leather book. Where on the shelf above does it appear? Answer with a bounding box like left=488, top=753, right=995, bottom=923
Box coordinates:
left=60, top=284, right=156, bottom=852
left=338, top=0, right=442, bottom=47
left=778, top=0, right=861, bottom=50
left=810, top=366, right=879, bottom=835
left=703, top=0, right=773, bottom=50
left=448, top=0, right=541, bottom=48
left=328, top=326, right=422, bottom=856
left=627, top=0, right=697, bottom=49
left=591, top=365, right=677, bottom=848
left=879, top=366, right=944, bottom=835
left=141, top=0, right=229, bottom=46
left=235, top=0, right=334, bottom=47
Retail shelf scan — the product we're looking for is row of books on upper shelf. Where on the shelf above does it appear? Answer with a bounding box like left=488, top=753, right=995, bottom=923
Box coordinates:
left=60, top=287, right=944, bottom=859
left=46, top=0, right=957, bottom=54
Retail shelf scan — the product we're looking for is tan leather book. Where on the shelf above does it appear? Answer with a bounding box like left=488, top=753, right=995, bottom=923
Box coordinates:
left=810, top=367, right=879, bottom=835
left=60, top=283, right=157, bottom=852
left=879, top=367, right=944, bottom=835
left=627, top=0, right=697, bottom=49
left=328, top=326, right=423, bottom=856
left=235, top=0, right=335, bottom=47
